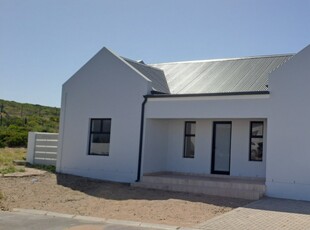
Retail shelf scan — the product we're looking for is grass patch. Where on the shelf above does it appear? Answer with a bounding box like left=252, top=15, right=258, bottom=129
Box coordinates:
left=29, top=164, right=56, bottom=173
left=0, top=147, right=56, bottom=175
left=0, top=147, right=26, bottom=175
left=0, top=166, right=25, bottom=175
left=0, top=148, right=26, bottom=166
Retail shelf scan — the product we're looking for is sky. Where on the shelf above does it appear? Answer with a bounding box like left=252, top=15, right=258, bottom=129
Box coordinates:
left=1, top=0, right=310, bottom=107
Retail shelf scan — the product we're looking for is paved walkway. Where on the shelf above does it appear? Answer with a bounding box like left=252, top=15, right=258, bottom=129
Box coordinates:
left=196, top=197, right=310, bottom=230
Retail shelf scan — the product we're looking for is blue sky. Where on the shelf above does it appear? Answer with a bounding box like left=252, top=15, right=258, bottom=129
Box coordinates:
left=1, top=0, right=309, bottom=107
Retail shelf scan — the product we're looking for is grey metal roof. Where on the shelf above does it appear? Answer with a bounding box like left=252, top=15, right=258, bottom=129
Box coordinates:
left=123, top=58, right=170, bottom=93
left=150, top=54, right=293, bottom=94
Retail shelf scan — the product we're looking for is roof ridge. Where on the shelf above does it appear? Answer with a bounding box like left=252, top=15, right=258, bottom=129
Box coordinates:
left=122, top=57, right=165, bottom=72
left=150, top=53, right=295, bottom=65
left=123, top=57, right=170, bottom=93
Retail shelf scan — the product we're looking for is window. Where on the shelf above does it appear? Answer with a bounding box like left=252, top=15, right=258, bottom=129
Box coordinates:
left=249, top=121, right=264, bottom=161
left=88, top=118, right=111, bottom=156
left=183, top=121, right=196, bottom=158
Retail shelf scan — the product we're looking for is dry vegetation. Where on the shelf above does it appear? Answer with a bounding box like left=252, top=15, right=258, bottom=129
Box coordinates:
left=0, top=148, right=26, bottom=175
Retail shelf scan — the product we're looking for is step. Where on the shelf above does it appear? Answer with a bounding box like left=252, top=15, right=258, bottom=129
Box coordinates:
left=142, top=175, right=266, bottom=193
left=132, top=181, right=263, bottom=200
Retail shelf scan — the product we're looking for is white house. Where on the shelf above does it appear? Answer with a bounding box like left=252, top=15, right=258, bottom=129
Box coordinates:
left=57, top=44, right=310, bottom=201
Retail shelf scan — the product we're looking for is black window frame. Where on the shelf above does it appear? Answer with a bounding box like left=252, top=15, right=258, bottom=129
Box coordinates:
left=249, top=121, right=264, bottom=161
left=183, top=121, right=196, bottom=158
left=88, top=118, right=111, bottom=156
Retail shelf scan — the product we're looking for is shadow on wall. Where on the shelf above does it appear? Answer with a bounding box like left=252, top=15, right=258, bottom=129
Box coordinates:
left=56, top=173, right=248, bottom=208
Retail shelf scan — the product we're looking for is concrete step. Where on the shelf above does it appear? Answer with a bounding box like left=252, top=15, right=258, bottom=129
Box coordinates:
left=132, top=175, right=265, bottom=200
left=142, top=175, right=265, bottom=193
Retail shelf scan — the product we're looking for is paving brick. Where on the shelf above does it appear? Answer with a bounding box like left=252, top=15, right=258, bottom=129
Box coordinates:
left=196, top=197, right=310, bottom=230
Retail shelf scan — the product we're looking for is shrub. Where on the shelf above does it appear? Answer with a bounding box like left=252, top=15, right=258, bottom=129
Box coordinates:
left=0, top=99, right=60, bottom=148
left=5, top=133, right=27, bottom=147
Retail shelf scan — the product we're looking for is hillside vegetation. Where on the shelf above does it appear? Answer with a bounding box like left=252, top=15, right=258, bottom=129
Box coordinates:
left=0, top=99, right=60, bottom=147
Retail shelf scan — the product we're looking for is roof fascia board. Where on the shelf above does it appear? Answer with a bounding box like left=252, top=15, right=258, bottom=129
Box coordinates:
left=147, top=94, right=269, bottom=101
left=146, top=91, right=269, bottom=98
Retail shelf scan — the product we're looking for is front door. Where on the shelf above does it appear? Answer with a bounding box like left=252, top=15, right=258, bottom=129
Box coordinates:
left=211, top=122, right=232, bottom=175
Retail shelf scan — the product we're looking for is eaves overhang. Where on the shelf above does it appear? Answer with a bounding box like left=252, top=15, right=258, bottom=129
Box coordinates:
left=145, top=91, right=270, bottom=99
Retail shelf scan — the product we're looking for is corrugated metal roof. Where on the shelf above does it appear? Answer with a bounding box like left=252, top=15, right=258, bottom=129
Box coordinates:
left=123, top=58, right=170, bottom=93
left=150, top=54, right=293, bottom=94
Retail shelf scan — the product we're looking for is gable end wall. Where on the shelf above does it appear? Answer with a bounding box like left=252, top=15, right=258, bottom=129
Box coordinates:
left=267, top=45, right=310, bottom=200
left=56, top=48, right=150, bottom=182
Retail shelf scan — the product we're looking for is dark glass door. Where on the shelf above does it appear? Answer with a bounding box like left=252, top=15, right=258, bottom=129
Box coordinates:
left=211, top=122, right=232, bottom=175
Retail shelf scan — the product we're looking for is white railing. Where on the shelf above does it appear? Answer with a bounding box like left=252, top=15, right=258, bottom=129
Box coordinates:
left=27, top=132, right=58, bottom=166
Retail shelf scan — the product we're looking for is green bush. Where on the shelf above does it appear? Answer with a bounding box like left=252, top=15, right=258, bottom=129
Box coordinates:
left=5, top=133, right=27, bottom=147
left=0, top=99, right=60, bottom=148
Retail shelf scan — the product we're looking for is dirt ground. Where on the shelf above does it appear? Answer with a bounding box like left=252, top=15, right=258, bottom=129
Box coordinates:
left=0, top=171, right=250, bottom=227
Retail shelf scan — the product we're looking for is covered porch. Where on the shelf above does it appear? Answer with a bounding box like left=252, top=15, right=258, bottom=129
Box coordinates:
left=134, top=118, right=267, bottom=200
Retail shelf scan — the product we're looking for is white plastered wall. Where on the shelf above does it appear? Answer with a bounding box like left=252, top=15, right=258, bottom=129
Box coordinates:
left=142, top=119, right=169, bottom=174
left=267, top=44, right=310, bottom=200
left=56, top=48, right=150, bottom=183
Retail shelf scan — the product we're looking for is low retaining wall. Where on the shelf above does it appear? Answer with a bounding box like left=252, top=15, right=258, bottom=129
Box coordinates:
left=27, top=132, right=58, bottom=166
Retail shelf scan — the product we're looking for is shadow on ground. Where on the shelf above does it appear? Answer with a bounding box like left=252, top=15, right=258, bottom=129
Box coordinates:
left=245, top=197, right=310, bottom=215
left=56, top=173, right=250, bottom=208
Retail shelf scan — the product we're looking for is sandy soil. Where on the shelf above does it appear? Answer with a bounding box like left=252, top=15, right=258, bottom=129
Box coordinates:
left=0, top=172, right=250, bottom=227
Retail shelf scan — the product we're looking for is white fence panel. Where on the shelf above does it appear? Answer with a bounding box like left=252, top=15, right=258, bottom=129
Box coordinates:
left=27, top=132, right=59, bottom=166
